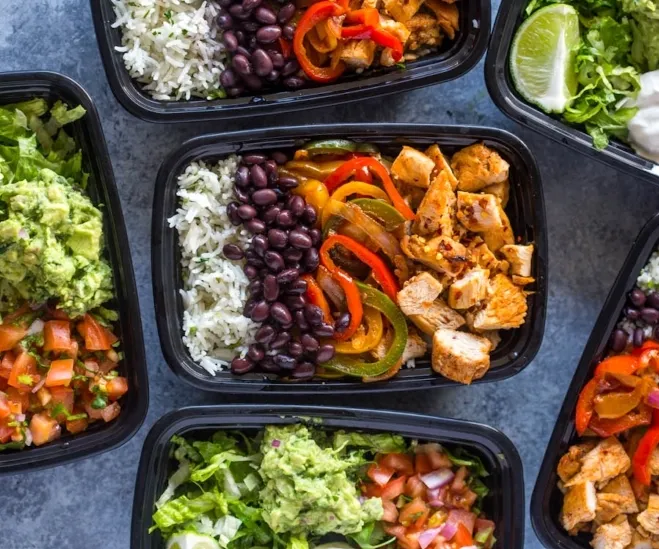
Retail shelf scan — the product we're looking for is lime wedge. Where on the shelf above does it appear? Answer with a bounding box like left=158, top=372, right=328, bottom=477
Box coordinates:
left=510, top=4, right=580, bottom=113
left=166, top=533, right=221, bottom=549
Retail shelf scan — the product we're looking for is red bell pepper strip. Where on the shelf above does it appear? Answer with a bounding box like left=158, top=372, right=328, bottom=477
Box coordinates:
left=633, top=409, right=659, bottom=485
left=301, top=274, right=333, bottom=325
left=324, top=157, right=415, bottom=220
left=594, top=354, right=641, bottom=377
left=278, top=37, right=292, bottom=59
left=293, top=1, right=346, bottom=83
left=589, top=405, right=652, bottom=437
left=575, top=377, right=600, bottom=436
left=633, top=340, right=659, bottom=356
left=370, top=28, right=403, bottom=62
left=321, top=234, right=399, bottom=301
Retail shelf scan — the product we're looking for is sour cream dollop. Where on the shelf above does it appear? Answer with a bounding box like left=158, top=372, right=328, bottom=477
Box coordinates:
left=628, top=70, right=659, bottom=163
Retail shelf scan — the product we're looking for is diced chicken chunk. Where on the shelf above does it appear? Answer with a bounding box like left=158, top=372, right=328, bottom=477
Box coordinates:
left=595, top=475, right=638, bottom=524
left=372, top=326, right=427, bottom=362
left=481, top=180, right=510, bottom=208
left=409, top=298, right=465, bottom=335
left=561, top=482, right=597, bottom=532
left=466, top=237, right=500, bottom=271
left=483, top=205, right=514, bottom=252
left=379, top=15, right=412, bottom=42
left=340, top=40, right=377, bottom=68
left=472, top=274, right=528, bottom=330
left=637, top=494, right=659, bottom=535
left=591, top=516, right=632, bottom=549
left=391, top=146, right=436, bottom=188
left=451, top=143, right=510, bottom=192
left=413, top=170, right=456, bottom=236
left=479, top=329, right=501, bottom=350
left=362, top=0, right=381, bottom=9
left=425, top=144, right=458, bottom=190
left=448, top=268, right=489, bottom=309
left=512, top=275, right=535, bottom=287
left=564, top=438, right=631, bottom=488
left=401, top=234, right=469, bottom=277
left=406, top=13, right=443, bottom=50
left=558, top=441, right=597, bottom=484
left=456, top=192, right=504, bottom=232
left=431, top=328, right=491, bottom=384
left=397, top=272, right=444, bottom=315
left=627, top=531, right=652, bottom=549
left=383, top=0, right=426, bottom=22
left=500, top=244, right=534, bottom=277
left=425, top=0, right=459, bottom=39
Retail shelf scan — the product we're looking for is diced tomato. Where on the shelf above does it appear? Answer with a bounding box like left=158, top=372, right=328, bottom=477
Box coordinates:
left=399, top=530, right=421, bottom=549
left=43, top=320, right=71, bottom=352
left=381, top=475, right=407, bottom=500
left=399, top=497, right=429, bottom=528
left=35, top=387, right=52, bottom=407
left=2, top=304, right=32, bottom=327
left=45, top=358, right=74, bottom=387
left=382, top=499, right=399, bottom=522
left=78, top=315, right=116, bottom=351
left=0, top=393, right=10, bottom=419
left=367, top=462, right=396, bottom=486
left=427, top=449, right=452, bottom=469
left=46, top=306, right=70, bottom=321
left=6, top=387, right=29, bottom=413
left=61, top=339, right=79, bottom=360
left=7, top=399, right=21, bottom=415
left=447, top=510, right=476, bottom=535
left=0, top=378, right=6, bottom=392
left=66, top=415, right=89, bottom=434
left=100, top=401, right=121, bottom=423
left=7, top=352, right=38, bottom=392
left=451, top=466, right=468, bottom=492
left=29, top=413, right=61, bottom=446
left=380, top=452, right=415, bottom=476
left=0, top=351, right=14, bottom=379
left=0, top=421, right=14, bottom=443
left=0, top=324, right=27, bottom=352
left=454, top=523, right=474, bottom=548
left=106, top=377, right=129, bottom=401
left=81, top=391, right=105, bottom=420
left=415, top=452, right=433, bottom=474
left=48, top=386, right=74, bottom=423
left=362, top=482, right=383, bottom=498
left=404, top=475, right=427, bottom=499
left=384, top=524, right=407, bottom=540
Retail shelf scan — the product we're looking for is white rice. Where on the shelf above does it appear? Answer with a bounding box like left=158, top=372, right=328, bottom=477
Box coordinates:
left=637, top=250, right=659, bottom=292
left=111, top=0, right=226, bottom=100
left=168, top=156, right=259, bottom=374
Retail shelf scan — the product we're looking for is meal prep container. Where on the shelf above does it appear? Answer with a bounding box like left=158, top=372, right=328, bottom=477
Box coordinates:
left=485, top=0, right=659, bottom=185
left=90, top=0, right=489, bottom=122
left=531, top=213, right=659, bottom=549
left=131, top=404, right=525, bottom=549
left=0, top=72, right=148, bottom=474
left=152, top=123, right=548, bottom=394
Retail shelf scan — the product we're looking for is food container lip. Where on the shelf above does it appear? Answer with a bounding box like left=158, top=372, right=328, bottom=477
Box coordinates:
left=0, top=70, right=148, bottom=475
left=90, top=0, right=490, bottom=122
left=485, top=0, right=659, bottom=185
left=131, top=404, right=525, bottom=549
left=530, top=213, right=659, bottom=549
left=152, top=123, right=548, bottom=394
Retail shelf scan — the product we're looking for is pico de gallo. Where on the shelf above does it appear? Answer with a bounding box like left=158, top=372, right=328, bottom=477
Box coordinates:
left=0, top=304, right=128, bottom=450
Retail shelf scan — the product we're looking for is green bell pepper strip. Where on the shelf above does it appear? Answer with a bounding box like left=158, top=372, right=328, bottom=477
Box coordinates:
left=350, top=198, right=406, bottom=231
left=323, top=281, right=407, bottom=377
left=304, top=139, right=379, bottom=156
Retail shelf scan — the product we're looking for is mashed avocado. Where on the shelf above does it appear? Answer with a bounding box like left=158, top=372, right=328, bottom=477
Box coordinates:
left=259, top=425, right=383, bottom=537
left=624, top=0, right=659, bottom=70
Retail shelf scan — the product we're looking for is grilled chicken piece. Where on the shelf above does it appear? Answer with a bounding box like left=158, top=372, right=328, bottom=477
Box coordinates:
left=409, top=298, right=465, bottom=335
left=401, top=234, right=468, bottom=277
left=383, top=0, right=426, bottom=22
left=362, top=0, right=381, bottom=8
left=425, top=0, right=459, bottom=39
left=413, top=170, right=456, bottom=237
left=340, top=39, right=377, bottom=68
left=500, top=244, right=534, bottom=277
left=425, top=144, right=458, bottom=190
left=512, top=275, right=535, bottom=287
left=481, top=180, right=510, bottom=208
left=406, top=13, right=443, bottom=50
left=479, top=329, right=501, bottom=350
left=637, top=494, right=659, bottom=535
left=397, top=272, right=444, bottom=315
left=391, top=146, right=436, bottom=188
left=561, top=482, right=597, bottom=532
left=591, top=516, right=632, bottom=549
left=472, top=274, right=528, bottom=330
left=627, top=532, right=652, bottom=549
left=483, top=205, right=514, bottom=252
left=558, top=441, right=598, bottom=484
left=379, top=15, right=413, bottom=65
left=595, top=475, right=638, bottom=524
left=371, top=326, right=427, bottom=363
left=456, top=192, right=504, bottom=233
left=448, top=268, right=489, bottom=309
left=564, top=438, right=631, bottom=488
left=466, top=237, right=501, bottom=272
left=451, top=143, right=510, bottom=192
left=431, top=328, right=491, bottom=384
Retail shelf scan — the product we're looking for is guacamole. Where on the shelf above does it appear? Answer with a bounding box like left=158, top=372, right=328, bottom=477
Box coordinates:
left=259, top=425, right=383, bottom=537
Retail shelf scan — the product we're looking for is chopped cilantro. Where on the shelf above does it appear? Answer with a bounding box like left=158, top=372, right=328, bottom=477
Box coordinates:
left=17, top=374, right=34, bottom=386
left=91, top=394, right=108, bottom=409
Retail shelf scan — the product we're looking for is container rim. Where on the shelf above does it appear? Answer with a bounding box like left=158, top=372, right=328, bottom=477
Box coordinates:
left=152, top=123, right=548, bottom=394
left=90, top=0, right=490, bottom=122
left=0, top=71, right=148, bottom=474
left=131, top=404, right=525, bottom=549
left=530, top=213, right=659, bottom=549
left=484, top=0, right=659, bottom=185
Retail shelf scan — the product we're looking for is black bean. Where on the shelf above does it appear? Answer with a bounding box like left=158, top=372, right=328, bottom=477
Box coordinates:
left=231, top=356, right=254, bottom=374
left=259, top=358, right=280, bottom=373
left=277, top=3, right=296, bottom=23
left=295, top=309, right=310, bottom=332
left=268, top=50, right=285, bottom=69
left=236, top=204, right=255, bottom=221
left=244, top=264, right=258, bottom=280
left=334, top=313, right=351, bottom=333
left=229, top=4, right=247, bottom=18
left=277, top=267, right=299, bottom=284
left=248, top=34, right=259, bottom=50
left=630, top=288, right=647, bottom=307
left=255, top=6, right=277, bottom=24
left=624, top=307, right=640, bottom=321
left=287, top=279, right=307, bottom=295
left=285, top=195, right=304, bottom=217
left=242, top=20, right=260, bottom=32
left=247, top=256, right=264, bottom=268
left=248, top=280, right=263, bottom=297
left=292, top=362, right=315, bottom=379
left=227, top=86, right=245, bottom=98
left=264, top=250, right=285, bottom=272
left=249, top=50, right=273, bottom=78
left=289, top=229, right=312, bottom=249
left=235, top=31, right=247, bottom=45
left=226, top=201, right=240, bottom=223
left=247, top=344, right=265, bottom=362
left=608, top=329, right=628, bottom=353
left=282, top=59, right=299, bottom=76
left=301, top=204, right=317, bottom=225
left=235, top=165, right=250, bottom=187
left=286, top=295, right=306, bottom=311
left=218, top=0, right=232, bottom=7
left=256, top=25, right=282, bottom=43
left=263, top=274, right=280, bottom=302
left=252, top=234, right=269, bottom=256
left=259, top=267, right=269, bottom=278
left=255, top=324, right=277, bottom=345
left=242, top=74, right=263, bottom=91
left=283, top=76, right=305, bottom=89
left=642, top=308, right=659, bottom=324
left=223, top=31, right=239, bottom=51
left=271, top=151, right=287, bottom=165
left=648, top=293, right=659, bottom=309
left=314, top=323, right=335, bottom=338
left=270, top=302, right=292, bottom=324
left=242, top=0, right=261, bottom=10
left=270, top=332, right=291, bottom=350
left=302, top=248, right=320, bottom=271
left=246, top=219, right=266, bottom=234
left=280, top=321, right=294, bottom=331
left=316, top=344, right=335, bottom=363
left=223, top=243, right=244, bottom=260
left=289, top=341, right=304, bottom=358
left=263, top=206, right=281, bottom=226
left=300, top=333, right=319, bottom=352
left=305, top=228, right=320, bottom=247
left=220, top=69, right=239, bottom=90
left=277, top=210, right=295, bottom=228
left=268, top=228, right=288, bottom=249
left=243, top=298, right=256, bottom=317
left=246, top=164, right=266, bottom=189
left=252, top=189, right=278, bottom=206
left=282, top=24, right=296, bottom=41
left=274, top=354, right=297, bottom=370
left=278, top=175, right=299, bottom=190
left=236, top=45, right=251, bottom=57
left=251, top=301, right=270, bottom=322
left=634, top=327, right=646, bottom=347
left=283, top=249, right=303, bottom=265
left=304, top=304, right=324, bottom=326
left=232, top=54, right=252, bottom=76
left=217, top=12, right=234, bottom=29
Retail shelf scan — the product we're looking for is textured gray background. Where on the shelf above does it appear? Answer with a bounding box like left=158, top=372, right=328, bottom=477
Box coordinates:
left=2, top=0, right=659, bottom=547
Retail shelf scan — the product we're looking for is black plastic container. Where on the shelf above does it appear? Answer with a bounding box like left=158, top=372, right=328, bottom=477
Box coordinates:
left=90, top=0, right=489, bottom=122
left=131, top=405, right=525, bottom=549
left=0, top=72, right=148, bottom=474
left=485, top=0, right=659, bottom=185
left=531, top=213, right=659, bottom=549
left=152, top=123, right=548, bottom=393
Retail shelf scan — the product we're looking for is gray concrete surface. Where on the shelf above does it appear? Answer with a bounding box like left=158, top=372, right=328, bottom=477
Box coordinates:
left=2, top=0, right=659, bottom=547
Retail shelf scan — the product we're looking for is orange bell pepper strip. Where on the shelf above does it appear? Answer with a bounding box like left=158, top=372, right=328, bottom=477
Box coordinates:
left=301, top=274, right=333, bottom=325
left=633, top=410, right=659, bottom=485
left=293, top=1, right=346, bottom=83
left=323, top=157, right=415, bottom=220
left=321, top=234, right=399, bottom=301
left=594, top=354, right=640, bottom=377
left=633, top=340, right=659, bottom=356
left=589, top=405, right=652, bottom=437
left=575, top=377, right=600, bottom=436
